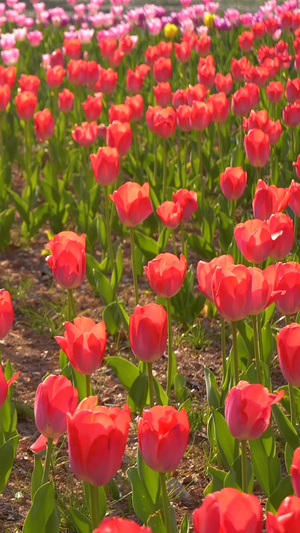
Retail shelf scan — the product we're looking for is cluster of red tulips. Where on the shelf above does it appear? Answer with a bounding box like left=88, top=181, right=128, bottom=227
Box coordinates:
left=4, top=0, right=300, bottom=531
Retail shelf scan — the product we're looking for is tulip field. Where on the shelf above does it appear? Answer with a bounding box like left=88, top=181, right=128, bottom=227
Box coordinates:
left=5, top=0, right=300, bottom=531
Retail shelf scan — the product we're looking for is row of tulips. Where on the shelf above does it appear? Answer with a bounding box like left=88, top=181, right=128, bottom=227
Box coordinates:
left=5, top=0, right=300, bottom=531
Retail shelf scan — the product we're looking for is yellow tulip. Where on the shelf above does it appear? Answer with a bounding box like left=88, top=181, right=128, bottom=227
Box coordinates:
left=203, top=13, right=215, bottom=29
left=164, top=23, right=178, bottom=40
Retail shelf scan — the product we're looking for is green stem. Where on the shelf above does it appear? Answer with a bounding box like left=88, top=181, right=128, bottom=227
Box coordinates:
left=85, top=374, right=91, bottom=397
left=132, top=122, right=140, bottom=180
left=180, top=222, right=187, bottom=260
left=24, top=119, right=33, bottom=203
left=197, top=131, right=204, bottom=215
left=159, top=472, right=172, bottom=533
left=67, top=288, right=76, bottom=322
left=154, top=133, right=158, bottom=186
left=130, top=227, right=139, bottom=306
left=183, top=131, right=188, bottom=188
left=231, top=199, right=236, bottom=227
left=252, top=315, right=262, bottom=383
left=289, top=383, right=297, bottom=426
left=104, top=186, right=114, bottom=272
left=257, top=314, right=264, bottom=367
left=231, top=321, right=239, bottom=385
left=177, top=131, right=182, bottom=186
left=217, top=123, right=224, bottom=171
left=89, top=483, right=101, bottom=530
left=162, top=137, right=167, bottom=202
left=172, top=230, right=178, bottom=256
left=42, top=437, right=53, bottom=484
left=291, top=127, right=295, bottom=163
left=166, top=298, right=173, bottom=398
left=221, top=317, right=226, bottom=385
left=241, top=440, right=248, bottom=493
left=294, top=214, right=298, bottom=259
left=147, top=362, right=155, bottom=407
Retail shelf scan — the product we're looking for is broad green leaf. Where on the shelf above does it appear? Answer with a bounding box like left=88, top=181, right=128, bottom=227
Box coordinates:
left=0, top=435, right=19, bottom=494
left=23, top=481, right=60, bottom=533
left=266, top=476, right=293, bottom=514
left=204, top=467, right=227, bottom=495
left=250, top=437, right=281, bottom=496
left=135, top=230, right=159, bottom=259
left=31, top=455, right=43, bottom=500
left=272, top=404, right=299, bottom=450
left=212, top=408, right=236, bottom=470
left=137, top=450, right=161, bottom=507
left=67, top=507, right=92, bottom=533
left=128, top=467, right=157, bottom=524
left=105, top=356, right=139, bottom=391
left=224, top=455, right=254, bottom=493
left=204, top=366, right=221, bottom=409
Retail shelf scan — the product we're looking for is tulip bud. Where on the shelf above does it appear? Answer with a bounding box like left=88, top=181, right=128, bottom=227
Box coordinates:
left=129, top=303, right=168, bottom=363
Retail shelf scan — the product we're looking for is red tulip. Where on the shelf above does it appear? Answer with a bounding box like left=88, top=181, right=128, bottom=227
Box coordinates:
left=64, top=37, right=81, bottom=60
left=197, top=61, right=216, bottom=89
left=294, top=155, right=300, bottom=180
left=291, top=448, right=300, bottom=497
left=191, top=101, right=212, bottom=130
left=195, top=35, right=211, bottom=57
left=144, top=253, right=187, bottom=298
left=266, top=81, right=283, bottom=103
left=72, top=122, right=98, bottom=147
left=153, top=57, right=172, bottom=83
left=234, top=219, right=273, bottom=264
left=193, top=487, right=263, bottom=533
left=206, top=92, right=229, bottom=124
left=152, top=106, right=177, bottom=138
left=248, top=266, right=283, bottom=316
left=110, top=182, right=153, bottom=227
left=272, top=262, right=300, bottom=316
left=153, top=82, right=172, bottom=107
left=34, top=375, right=78, bottom=440
left=175, top=41, right=191, bottom=63
left=225, top=380, right=284, bottom=440
left=172, top=89, right=188, bottom=109
left=253, top=179, right=290, bottom=220
left=172, top=188, right=198, bottom=221
left=156, top=201, right=183, bottom=229
left=129, top=303, right=168, bottom=363
left=45, top=231, right=86, bottom=289
left=0, top=84, right=10, bottom=111
left=266, top=496, right=300, bottom=532
left=106, top=121, right=132, bottom=156
left=67, top=59, right=87, bottom=86
left=0, top=289, right=14, bottom=339
left=126, top=69, right=144, bottom=94
left=232, top=87, right=252, bottom=117
left=277, top=323, right=300, bottom=386
left=197, top=255, right=234, bottom=302
left=138, top=405, right=189, bottom=473
left=96, top=67, right=118, bottom=94
left=109, top=103, right=132, bottom=124
left=283, top=101, right=300, bottom=128
left=286, top=78, right=300, bottom=103
left=212, top=264, right=252, bottom=321
left=82, top=94, right=103, bottom=121
left=158, top=41, right=172, bottom=58
left=145, top=105, right=162, bottom=132
left=244, top=128, right=270, bottom=168
left=55, top=317, right=106, bottom=376
left=18, top=74, right=40, bottom=95
left=244, top=109, right=269, bottom=133
left=215, top=72, right=233, bottom=95
left=268, top=213, right=294, bottom=261
left=177, top=105, right=193, bottom=132
left=15, top=90, right=37, bottom=120
left=93, top=517, right=152, bottom=533
left=58, top=88, right=74, bottom=113
left=125, top=94, right=144, bottom=122
left=220, top=167, right=247, bottom=201
left=265, top=119, right=282, bottom=145
left=46, top=65, right=66, bottom=89
left=34, top=109, right=55, bottom=142
left=187, top=84, right=207, bottom=105
left=0, top=364, right=19, bottom=409
left=232, top=56, right=250, bottom=81
left=252, top=21, right=266, bottom=39
left=90, top=146, right=119, bottom=186
left=67, top=398, right=130, bottom=486
left=99, top=37, right=117, bottom=59
left=289, top=180, right=300, bottom=217
left=239, top=31, right=254, bottom=52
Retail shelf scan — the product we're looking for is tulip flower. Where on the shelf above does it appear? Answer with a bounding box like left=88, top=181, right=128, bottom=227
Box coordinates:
left=45, top=231, right=86, bottom=291
left=125, top=94, right=144, bottom=122
left=18, top=74, right=40, bottom=95
left=291, top=448, right=300, bottom=497
left=253, top=180, right=290, bottom=220
left=293, top=155, right=300, bottom=180
left=34, top=109, right=55, bottom=142
left=82, top=94, right=103, bottom=121
left=197, top=255, right=235, bottom=302
left=187, top=84, right=207, bottom=105
left=268, top=213, right=294, bottom=261
left=225, top=380, right=284, bottom=441
left=277, top=323, right=300, bottom=425
left=266, top=81, right=283, bottom=104
left=173, top=189, right=198, bottom=222
left=153, top=82, right=172, bottom=107
left=220, top=166, right=247, bottom=203
left=289, top=180, right=300, bottom=217
left=106, top=121, right=132, bottom=157
left=55, top=317, right=106, bottom=395
left=109, top=103, right=132, bottom=124
left=244, top=128, right=270, bottom=169
left=94, top=518, right=152, bottom=533
left=266, top=496, right=300, bottom=532
left=110, top=182, right=153, bottom=228
left=72, top=121, right=98, bottom=147
left=234, top=219, right=273, bottom=264
left=46, top=65, right=66, bottom=89
left=0, top=84, right=10, bottom=112
left=0, top=364, right=19, bottom=409
left=215, top=72, right=233, bottom=95
left=58, top=88, right=74, bottom=113
left=153, top=57, right=172, bottom=83
left=272, top=262, right=300, bottom=316
left=126, top=69, right=144, bottom=94
left=157, top=201, right=183, bottom=230
left=90, top=147, right=119, bottom=187
left=96, top=67, right=118, bottom=94
left=193, top=487, right=263, bottom=533
left=67, top=59, right=87, bottom=87
left=196, top=35, right=211, bottom=57
left=64, top=37, right=81, bottom=59
left=0, top=289, right=14, bottom=339
left=15, top=90, right=37, bottom=120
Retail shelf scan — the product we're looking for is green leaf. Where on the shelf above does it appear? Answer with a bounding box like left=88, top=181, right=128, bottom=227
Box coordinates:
left=204, top=467, right=227, bottom=495
left=180, top=513, right=190, bottom=533
left=67, top=507, right=92, bottom=533
left=134, top=230, right=159, bottom=260
left=285, top=442, right=294, bottom=473
left=272, top=404, right=299, bottom=450
left=0, top=435, right=19, bottom=494
left=147, top=511, right=165, bottom=533
left=174, top=373, right=188, bottom=403
left=137, top=450, right=161, bottom=507
left=105, top=356, right=139, bottom=391
left=212, top=408, right=236, bottom=470
left=224, top=455, right=254, bottom=493
left=111, top=246, right=123, bottom=291
left=128, top=467, right=157, bottom=524
left=266, top=476, right=293, bottom=513
left=249, top=436, right=281, bottom=496
left=31, top=455, right=44, bottom=500
left=93, top=270, right=114, bottom=306
left=203, top=366, right=221, bottom=409
left=103, top=302, right=129, bottom=336
left=23, top=481, right=60, bottom=533
left=72, top=367, right=87, bottom=402
left=187, top=234, right=215, bottom=260
left=0, top=207, right=15, bottom=251
left=128, top=373, right=149, bottom=412
left=153, top=378, right=168, bottom=406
